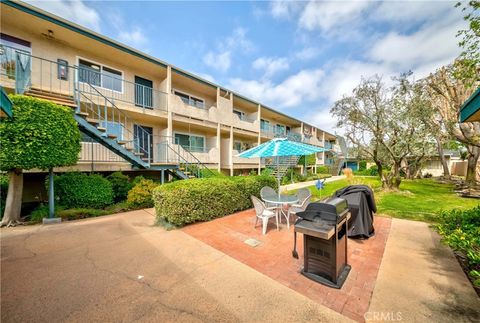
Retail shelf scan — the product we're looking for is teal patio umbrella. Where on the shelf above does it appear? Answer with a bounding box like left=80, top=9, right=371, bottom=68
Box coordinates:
left=237, top=137, right=327, bottom=194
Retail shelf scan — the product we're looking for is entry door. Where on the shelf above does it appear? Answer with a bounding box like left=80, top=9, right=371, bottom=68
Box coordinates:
left=134, top=76, right=153, bottom=109
left=134, top=125, right=153, bottom=162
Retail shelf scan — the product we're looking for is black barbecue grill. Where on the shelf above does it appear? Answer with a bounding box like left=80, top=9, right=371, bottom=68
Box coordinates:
left=292, top=197, right=351, bottom=289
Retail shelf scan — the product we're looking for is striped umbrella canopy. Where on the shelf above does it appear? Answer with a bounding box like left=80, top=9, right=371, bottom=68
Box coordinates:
left=237, top=137, right=326, bottom=158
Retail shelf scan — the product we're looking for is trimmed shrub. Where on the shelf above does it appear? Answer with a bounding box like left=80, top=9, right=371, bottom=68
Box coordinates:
left=127, top=179, right=158, bottom=208
left=53, top=172, right=114, bottom=209
left=435, top=206, right=480, bottom=287
left=0, top=95, right=81, bottom=171
left=316, top=166, right=330, bottom=174
left=359, top=160, right=367, bottom=171
left=29, top=204, right=106, bottom=222
left=153, top=175, right=277, bottom=226
left=107, top=172, right=132, bottom=202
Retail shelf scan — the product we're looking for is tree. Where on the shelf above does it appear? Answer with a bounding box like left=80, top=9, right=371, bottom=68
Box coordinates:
left=0, top=95, right=81, bottom=226
left=331, top=76, right=390, bottom=187
left=331, top=74, right=436, bottom=189
left=455, top=0, right=479, bottom=85
left=425, top=65, right=480, bottom=185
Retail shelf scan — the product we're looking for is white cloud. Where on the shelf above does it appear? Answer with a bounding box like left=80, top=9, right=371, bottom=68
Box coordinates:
left=228, top=68, right=324, bottom=108
left=368, top=15, right=464, bottom=71
left=118, top=27, right=147, bottom=47
left=299, top=1, right=372, bottom=33
left=26, top=0, right=101, bottom=31
left=269, top=0, right=303, bottom=19
left=203, top=27, right=253, bottom=72
left=295, top=47, right=320, bottom=60
left=252, top=56, right=289, bottom=77
left=372, top=1, right=456, bottom=24
left=203, top=51, right=232, bottom=72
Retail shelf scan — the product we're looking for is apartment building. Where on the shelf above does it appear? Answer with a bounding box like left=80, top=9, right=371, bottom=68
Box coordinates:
left=0, top=1, right=341, bottom=180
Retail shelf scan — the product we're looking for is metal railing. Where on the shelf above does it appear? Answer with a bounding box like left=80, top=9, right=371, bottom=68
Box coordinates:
left=156, top=138, right=215, bottom=178
left=0, top=44, right=168, bottom=111
left=78, top=66, right=167, bottom=111
left=75, top=81, right=152, bottom=163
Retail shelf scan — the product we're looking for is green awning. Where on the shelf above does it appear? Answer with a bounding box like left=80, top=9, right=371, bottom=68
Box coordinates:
left=0, top=86, right=13, bottom=119
left=460, top=87, right=480, bottom=123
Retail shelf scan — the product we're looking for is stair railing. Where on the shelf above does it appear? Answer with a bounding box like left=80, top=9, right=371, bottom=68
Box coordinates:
left=75, top=81, right=152, bottom=164
left=156, top=138, right=215, bottom=178
left=1, top=44, right=76, bottom=96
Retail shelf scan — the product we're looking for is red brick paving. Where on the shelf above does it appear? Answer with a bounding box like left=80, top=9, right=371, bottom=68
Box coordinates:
left=183, top=210, right=391, bottom=322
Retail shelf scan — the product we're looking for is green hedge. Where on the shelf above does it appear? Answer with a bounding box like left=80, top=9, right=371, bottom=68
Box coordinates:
left=107, top=172, right=132, bottom=202
left=127, top=178, right=158, bottom=208
left=435, top=206, right=480, bottom=287
left=153, top=175, right=277, bottom=226
left=53, top=172, right=113, bottom=209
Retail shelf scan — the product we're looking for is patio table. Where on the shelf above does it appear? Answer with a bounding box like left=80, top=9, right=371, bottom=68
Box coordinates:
left=261, top=195, right=298, bottom=228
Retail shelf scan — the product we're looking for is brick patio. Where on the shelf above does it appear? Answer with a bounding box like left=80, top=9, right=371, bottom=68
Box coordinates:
left=183, top=209, right=392, bottom=322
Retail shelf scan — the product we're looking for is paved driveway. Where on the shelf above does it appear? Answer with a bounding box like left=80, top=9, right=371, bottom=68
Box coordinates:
left=1, top=209, right=348, bottom=323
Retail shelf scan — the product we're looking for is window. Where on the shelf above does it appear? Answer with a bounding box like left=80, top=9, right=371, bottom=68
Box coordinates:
left=286, top=126, right=291, bottom=134
left=174, top=133, right=205, bottom=153
left=174, top=90, right=205, bottom=109
left=100, top=121, right=123, bottom=140
left=233, top=109, right=245, bottom=120
left=276, top=124, right=286, bottom=136
left=260, top=119, right=270, bottom=131
left=78, top=59, right=122, bottom=92
left=233, top=141, right=242, bottom=152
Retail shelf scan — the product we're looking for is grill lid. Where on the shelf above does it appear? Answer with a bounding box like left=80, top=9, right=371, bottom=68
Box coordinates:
left=296, top=198, right=349, bottom=222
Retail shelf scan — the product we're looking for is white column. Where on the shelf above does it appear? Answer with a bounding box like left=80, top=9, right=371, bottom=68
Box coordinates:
left=229, top=126, right=234, bottom=176
left=216, top=123, right=221, bottom=171
left=322, top=131, right=326, bottom=165
left=166, top=66, right=173, bottom=139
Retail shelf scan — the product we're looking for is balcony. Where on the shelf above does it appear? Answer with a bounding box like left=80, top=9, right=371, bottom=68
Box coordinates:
left=233, top=113, right=259, bottom=132
left=0, top=45, right=168, bottom=112
left=169, top=93, right=219, bottom=122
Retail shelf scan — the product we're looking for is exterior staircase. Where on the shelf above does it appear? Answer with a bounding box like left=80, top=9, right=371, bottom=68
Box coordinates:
left=25, top=88, right=77, bottom=108
left=330, top=136, right=347, bottom=176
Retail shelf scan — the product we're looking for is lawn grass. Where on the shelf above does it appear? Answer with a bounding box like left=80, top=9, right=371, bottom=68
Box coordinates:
left=292, top=177, right=479, bottom=222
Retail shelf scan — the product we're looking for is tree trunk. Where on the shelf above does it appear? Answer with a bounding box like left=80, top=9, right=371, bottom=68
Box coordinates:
left=465, top=145, right=480, bottom=185
left=435, top=137, right=450, bottom=178
left=1, top=169, right=23, bottom=226
left=381, top=162, right=402, bottom=190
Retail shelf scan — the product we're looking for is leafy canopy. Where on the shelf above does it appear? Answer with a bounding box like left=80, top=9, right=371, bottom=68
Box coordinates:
left=0, top=95, right=81, bottom=171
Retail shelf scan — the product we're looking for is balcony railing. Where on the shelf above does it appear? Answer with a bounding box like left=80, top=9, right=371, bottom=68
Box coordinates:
left=0, top=44, right=168, bottom=111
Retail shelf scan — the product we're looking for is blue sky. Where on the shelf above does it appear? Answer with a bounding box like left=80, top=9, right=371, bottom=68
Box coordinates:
left=27, top=0, right=466, bottom=133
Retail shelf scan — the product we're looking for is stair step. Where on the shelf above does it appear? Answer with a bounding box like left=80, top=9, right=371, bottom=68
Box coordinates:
left=117, top=140, right=128, bottom=145
left=107, top=134, right=117, bottom=139
left=86, top=118, right=100, bottom=125
left=26, top=92, right=76, bottom=107
left=28, top=88, right=74, bottom=100
left=134, top=152, right=144, bottom=156
left=126, top=147, right=134, bottom=151
left=188, top=176, right=196, bottom=179
left=183, top=171, right=191, bottom=175
left=96, top=126, right=107, bottom=132
left=76, top=112, right=89, bottom=117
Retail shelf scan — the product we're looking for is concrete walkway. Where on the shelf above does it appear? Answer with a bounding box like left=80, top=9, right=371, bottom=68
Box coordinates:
left=1, top=209, right=348, bottom=322
left=368, top=218, right=480, bottom=322
left=281, top=175, right=345, bottom=192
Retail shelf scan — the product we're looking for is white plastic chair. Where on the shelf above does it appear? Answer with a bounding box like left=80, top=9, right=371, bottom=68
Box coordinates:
left=251, top=196, right=279, bottom=235
left=260, top=186, right=277, bottom=208
left=288, top=188, right=311, bottom=221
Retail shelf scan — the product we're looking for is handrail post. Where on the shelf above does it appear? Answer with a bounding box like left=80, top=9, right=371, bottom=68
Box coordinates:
left=148, top=134, right=151, bottom=165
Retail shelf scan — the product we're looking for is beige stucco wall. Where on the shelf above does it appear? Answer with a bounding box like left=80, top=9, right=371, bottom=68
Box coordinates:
left=1, top=3, right=336, bottom=174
